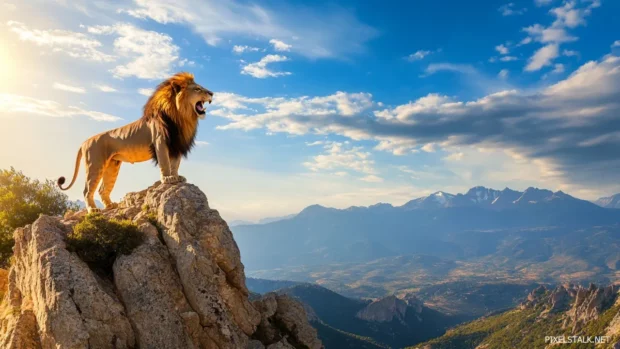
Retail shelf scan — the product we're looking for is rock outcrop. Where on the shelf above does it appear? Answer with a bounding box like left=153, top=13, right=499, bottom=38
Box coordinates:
left=356, top=295, right=408, bottom=323
left=0, top=182, right=323, bottom=349
left=521, top=283, right=619, bottom=330
left=355, top=293, right=424, bottom=324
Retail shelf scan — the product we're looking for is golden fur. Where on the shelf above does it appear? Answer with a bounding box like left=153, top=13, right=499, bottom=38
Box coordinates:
left=57, top=72, right=213, bottom=213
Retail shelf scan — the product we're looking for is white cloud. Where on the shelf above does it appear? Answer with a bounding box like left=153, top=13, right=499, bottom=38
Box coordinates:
left=552, top=63, right=565, bottom=74
left=210, top=55, right=620, bottom=190
left=195, top=140, right=209, bottom=146
left=213, top=91, right=374, bottom=134
left=360, top=175, right=383, bottom=183
left=88, top=24, right=179, bottom=80
left=6, top=21, right=114, bottom=62
left=563, top=49, right=579, bottom=57
left=500, top=56, right=518, bottom=62
left=443, top=152, right=465, bottom=161
left=241, top=54, right=291, bottom=79
left=305, top=141, right=324, bottom=146
left=498, top=69, right=509, bottom=79
left=525, top=43, right=559, bottom=71
left=406, top=50, right=432, bottom=61
left=499, top=3, right=526, bottom=16
left=93, top=84, right=117, bottom=93
left=269, top=39, right=291, bottom=52
left=523, top=24, right=577, bottom=43
left=233, top=45, right=260, bottom=54
left=53, top=83, right=86, bottom=94
left=550, top=0, right=599, bottom=28
left=121, top=0, right=377, bottom=59
left=495, top=44, right=509, bottom=55
left=138, top=88, right=154, bottom=96
left=613, top=41, right=620, bottom=48
left=422, top=143, right=438, bottom=153
left=303, top=142, right=379, bottom=181
left=0, top=93, right=121, bottom=122
left=177, top=58, right=195, bottom=67
left=535, top=0, right=554, bottom=6
left=425, top=63, right=477, bottom=75
left=522, top=1, right=599, bottom=73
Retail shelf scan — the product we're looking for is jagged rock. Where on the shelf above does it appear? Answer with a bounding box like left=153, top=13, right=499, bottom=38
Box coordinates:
left=0, top=215, right=135, bottom=349
left=356, top=295, right=408, bottom=323
left=564, top=284, right=618, bottom=330
left=548, top=285, right=571, bottom=313
left=0, top=182, right=322, bottom=349
left=252, top=293, right=322, bottom=349
left=519, top=283, right=619, bottom=329
left=521, top=285, right=547, bottom=309
left=404, top=293, right=424, bottom=314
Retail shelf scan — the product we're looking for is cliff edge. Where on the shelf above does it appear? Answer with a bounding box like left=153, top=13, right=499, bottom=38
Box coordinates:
left=0, top=182, right=323, bottom=349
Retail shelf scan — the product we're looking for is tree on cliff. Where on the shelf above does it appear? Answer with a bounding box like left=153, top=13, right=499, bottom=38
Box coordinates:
left=0, top=167, right=77, bottom=267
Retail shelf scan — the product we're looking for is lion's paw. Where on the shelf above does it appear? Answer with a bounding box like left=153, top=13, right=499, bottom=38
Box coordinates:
left=104, top=202, right=119, bottom=210
left=87, top=207, right=101, bottom=214
left=161, top=175, right=181, bottom=184
left=178, top=175, right=187, bottom=183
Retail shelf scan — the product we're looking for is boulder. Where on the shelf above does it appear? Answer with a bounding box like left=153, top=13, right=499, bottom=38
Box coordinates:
left=0, top=182, right=322, bottom=349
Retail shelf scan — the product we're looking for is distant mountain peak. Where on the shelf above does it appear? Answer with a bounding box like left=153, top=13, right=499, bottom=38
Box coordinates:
left=594, top=193, right=620, bottom=209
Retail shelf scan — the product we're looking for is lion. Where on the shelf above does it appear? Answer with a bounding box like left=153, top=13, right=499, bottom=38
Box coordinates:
left=57, top=72, right=213, bottom=213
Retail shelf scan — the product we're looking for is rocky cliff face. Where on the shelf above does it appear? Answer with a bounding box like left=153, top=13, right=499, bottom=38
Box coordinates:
left=355, top=294, right=424, bottom=324
left=521, top=283, right=619, bottom=330
left=0, top=182, right=323, bottom=349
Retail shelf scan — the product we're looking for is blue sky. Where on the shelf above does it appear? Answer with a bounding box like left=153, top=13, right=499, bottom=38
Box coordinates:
left=1, top=0, right=619, bottom=221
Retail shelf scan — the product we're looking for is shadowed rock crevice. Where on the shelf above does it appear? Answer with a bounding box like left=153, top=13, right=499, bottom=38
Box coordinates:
left=0, top=182, right=322, bottom=349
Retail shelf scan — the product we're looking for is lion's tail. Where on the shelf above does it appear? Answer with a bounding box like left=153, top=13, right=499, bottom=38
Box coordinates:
left=57, top=148, right=82, bottom=191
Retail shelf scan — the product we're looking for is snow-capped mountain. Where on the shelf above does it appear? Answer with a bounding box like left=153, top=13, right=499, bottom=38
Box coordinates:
left=401, top=191, right=456, bottom=210
left=594, top=194, right=620, bottom=209
left=400, top=186, right=587, bottom=210
left=513, top=187, right=554, bottom=205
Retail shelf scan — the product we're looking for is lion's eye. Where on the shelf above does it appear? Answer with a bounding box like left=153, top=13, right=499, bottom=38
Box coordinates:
left=194, top=87, right=201, bottom=92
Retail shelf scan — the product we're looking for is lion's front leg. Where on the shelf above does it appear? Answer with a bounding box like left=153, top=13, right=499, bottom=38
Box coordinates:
left=99, top=160, right=122, bottom=210
left=170, top=157, right=186, bottom=183
left=155, top=135, right=181, bottom=184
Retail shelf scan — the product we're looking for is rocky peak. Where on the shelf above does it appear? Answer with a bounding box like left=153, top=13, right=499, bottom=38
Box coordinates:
left=403, top=293, right=424, bottom=314
left=464, top=186, right=501, bottom=203
left=514, top=187, right=554, bottom=205
left=0, top=182, right=322, bottom=349
left=564, top=284, right=618, bottom=331
left=356, top=293, right=426, bottom=324
left=520, top=283, right=619, bottom=330
left=594, top=193, right=620, bottom=208
left=356, top=295, right=408, bottom=323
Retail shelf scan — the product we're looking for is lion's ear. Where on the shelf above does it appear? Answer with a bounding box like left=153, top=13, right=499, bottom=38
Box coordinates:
left=170, top=81, right=182, bottom=94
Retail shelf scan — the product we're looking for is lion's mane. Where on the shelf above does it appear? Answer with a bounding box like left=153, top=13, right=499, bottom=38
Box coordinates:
left=143, top=72, right=198, bottom=162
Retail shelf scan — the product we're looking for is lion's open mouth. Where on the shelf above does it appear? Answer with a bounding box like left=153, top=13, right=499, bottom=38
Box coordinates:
left=195, top=101, right=206, bottom=115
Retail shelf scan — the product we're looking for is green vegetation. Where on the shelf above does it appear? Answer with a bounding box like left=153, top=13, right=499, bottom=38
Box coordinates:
left=412, top=300, right=620, bottom=349
left=0, top=167, right=77, bottom=267
left=66, top=214, right=144, bottom=274
left=409, top=309, right=534, bottom=349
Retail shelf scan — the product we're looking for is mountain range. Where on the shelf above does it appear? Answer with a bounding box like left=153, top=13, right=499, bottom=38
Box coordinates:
left=233, top=186, right=620, bottom=271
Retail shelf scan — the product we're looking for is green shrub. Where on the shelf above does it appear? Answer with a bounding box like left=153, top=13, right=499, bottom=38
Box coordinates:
left=0, top=167, right=78, bottom=267
left=66, top=214, right=144, bottom=274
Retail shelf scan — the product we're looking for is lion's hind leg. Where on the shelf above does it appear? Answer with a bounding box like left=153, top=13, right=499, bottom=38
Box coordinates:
left=99, top=160, right=122, bottom=210
left=84, top=156, right=105, bottom=214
